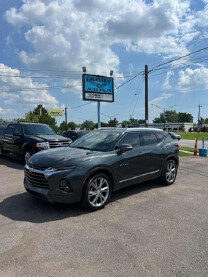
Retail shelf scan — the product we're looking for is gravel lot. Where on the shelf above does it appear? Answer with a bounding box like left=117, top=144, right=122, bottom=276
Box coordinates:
left=0, top=156, right=208, bottom=277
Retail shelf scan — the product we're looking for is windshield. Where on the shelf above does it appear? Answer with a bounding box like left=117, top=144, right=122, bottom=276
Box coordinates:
left=23, top=124, right=55, bottom=135
left=70, top=130, right=121, bottom=152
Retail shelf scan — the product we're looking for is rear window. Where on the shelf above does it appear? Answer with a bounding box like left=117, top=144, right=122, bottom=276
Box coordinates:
left=155, top=132, right=166, bottom=142
left=141, top=132, right=158, bottom=146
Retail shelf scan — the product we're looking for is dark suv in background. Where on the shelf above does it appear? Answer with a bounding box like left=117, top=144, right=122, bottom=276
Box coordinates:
left=24, top=128, right=179, bottom=211
left=61, top=130, right=89, bottom=142
left=0, top=122, right=71, bottom=162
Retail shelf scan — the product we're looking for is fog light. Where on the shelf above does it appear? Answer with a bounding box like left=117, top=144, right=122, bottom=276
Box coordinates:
left=59, top=179, right=73, bottom=192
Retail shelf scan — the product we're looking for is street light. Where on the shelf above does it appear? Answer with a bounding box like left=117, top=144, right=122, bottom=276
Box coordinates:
left=151, top=104, right=176, bottom=130
left=102, top=113, right=120, bottom=120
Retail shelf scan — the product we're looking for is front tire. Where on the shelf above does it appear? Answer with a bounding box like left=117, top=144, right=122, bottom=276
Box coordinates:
left=160, top=159, right=177, bottom=186
left=0, top=145, right=2, bottom=157
left=81, top=173, right=112, bottom=211
left=24, top=148, right=33, bottom=164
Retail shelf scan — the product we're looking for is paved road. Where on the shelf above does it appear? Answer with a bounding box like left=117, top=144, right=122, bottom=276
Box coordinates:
left=179, top=139, right=207, bottom=148
left=0, top=156, right=208, bottom=277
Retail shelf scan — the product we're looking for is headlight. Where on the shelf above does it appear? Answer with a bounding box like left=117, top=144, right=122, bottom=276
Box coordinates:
left=35, top=142, right=50, bottom=149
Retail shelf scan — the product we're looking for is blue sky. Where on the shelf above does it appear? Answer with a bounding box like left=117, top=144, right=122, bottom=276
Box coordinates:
left=0, top=0, right=208, bottom=125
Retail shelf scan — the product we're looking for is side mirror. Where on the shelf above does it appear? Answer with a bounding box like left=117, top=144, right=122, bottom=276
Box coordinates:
left=117, top=144, right=133, bottom=154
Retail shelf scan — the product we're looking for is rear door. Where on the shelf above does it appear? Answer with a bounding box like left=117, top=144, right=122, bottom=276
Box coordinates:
left=140, top=131, right=164, bottom=173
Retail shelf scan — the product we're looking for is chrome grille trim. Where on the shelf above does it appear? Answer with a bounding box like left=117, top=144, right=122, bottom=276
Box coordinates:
left=25, top=165, right=49, bottom=189
left=48, top=141, right=69, bottom=148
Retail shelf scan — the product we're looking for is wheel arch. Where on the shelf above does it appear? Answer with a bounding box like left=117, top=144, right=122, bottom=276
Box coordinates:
left=83, top=167, right=115, bottom=191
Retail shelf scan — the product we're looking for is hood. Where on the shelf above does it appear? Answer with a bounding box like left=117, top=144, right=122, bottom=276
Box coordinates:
left=29, top=147, right=99, bottom=169
left=27, top=134, right=70, bottom=142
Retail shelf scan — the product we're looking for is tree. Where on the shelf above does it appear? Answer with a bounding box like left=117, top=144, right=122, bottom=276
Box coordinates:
left=81, top=120, right=95, bottom=130
left=153, top=110, right=192, bottom=123
left=24, top=104, right=58, bottom=131
left=205, top=118, right=208, bottom=124
left=59, top=121, right=68, bottom=132
left=178, top=112, right=193, bottom=123
left=121, top=120, right=130, bottom=128
left=68, top=121, right=77, bottom=130
left=108, top=118, right=119, bottom=127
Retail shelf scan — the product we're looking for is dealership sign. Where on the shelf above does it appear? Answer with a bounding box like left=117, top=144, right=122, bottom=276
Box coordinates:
left=82, top=74, right=114, bottom=102
left=48, top=109, right=63, bottom=116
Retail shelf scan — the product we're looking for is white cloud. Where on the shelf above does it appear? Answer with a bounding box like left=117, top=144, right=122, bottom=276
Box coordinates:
left=0, top=107, right=17, bottom=115
left=0, top=63, right=58, bottom=107
left=150, top=93, right=174, bottom=106
left=4, top=0, right=203, bottom=81
left=178, top=67, right=208, bottom=91
left=162, top=71, right=174, bottom=89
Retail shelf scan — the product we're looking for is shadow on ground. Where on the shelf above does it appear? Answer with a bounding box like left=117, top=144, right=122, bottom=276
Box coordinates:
left=0, top=156, right=24, bottom=170
left=0, top=180, right=163, bottom=224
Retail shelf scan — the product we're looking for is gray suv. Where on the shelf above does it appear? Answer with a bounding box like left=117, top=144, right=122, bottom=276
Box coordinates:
left=24, top=128, right=179, bottom=211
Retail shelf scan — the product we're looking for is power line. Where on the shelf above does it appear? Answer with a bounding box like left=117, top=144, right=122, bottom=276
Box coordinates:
left=149, top=45, right=208, bottom=72
left=114, top=71, right=144, bottom=91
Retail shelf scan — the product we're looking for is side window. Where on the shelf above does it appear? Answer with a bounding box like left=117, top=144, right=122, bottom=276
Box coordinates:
left=155, top=132, right=165, bottom=142
left=119, top=133, right=140, bottom=148
left=142, top=132, right=158, bottom=146
left=14, top=124, right=23, bottom=135
left=5, top=125, right=15, bottom=135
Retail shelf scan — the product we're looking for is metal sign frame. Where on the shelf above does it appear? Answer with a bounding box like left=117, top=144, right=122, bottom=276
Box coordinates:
left=82, top=74, right=114, bottom=102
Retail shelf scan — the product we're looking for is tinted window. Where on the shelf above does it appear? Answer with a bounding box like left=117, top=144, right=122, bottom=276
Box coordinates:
left=0, top=125, right=7, bottom=136
left=155, top=132, right=165, bottom=142
left=142, top=132, right=158, bottom=146
left=77, top=131, right=88, bottom=138
left=71, top=130, right=121, bottom=152
left=23, top=124, right=55, bottom=135
left=5, top=125, right=15, bottom=135
left=119, top=132, right=140, bottom=148
left=14, top=124, right=23, bottom=135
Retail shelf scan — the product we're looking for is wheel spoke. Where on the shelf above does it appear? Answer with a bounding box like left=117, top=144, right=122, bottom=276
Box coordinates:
left=88, top=177, right=110, bottom=207
left=100, top=186, right=109, bottom=192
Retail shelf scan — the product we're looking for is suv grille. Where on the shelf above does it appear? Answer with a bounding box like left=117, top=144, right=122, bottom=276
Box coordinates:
left=25, top=168, right=49, bottom=188
left=48, top=141, right=69, bottom=148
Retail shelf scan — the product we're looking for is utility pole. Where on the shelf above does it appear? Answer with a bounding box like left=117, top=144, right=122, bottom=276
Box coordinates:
left=198, top=104, right=202, bottom=129
left=145, top=65, right=148, bottom=127
left=65, top=107, right=67, bottom=125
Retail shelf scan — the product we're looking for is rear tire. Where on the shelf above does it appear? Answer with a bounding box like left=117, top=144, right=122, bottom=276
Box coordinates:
left=0, top=145, right=2, bottom=157
left=160, top=159, right=177, bottom=186
left=81, top=173, right=112, bottom=211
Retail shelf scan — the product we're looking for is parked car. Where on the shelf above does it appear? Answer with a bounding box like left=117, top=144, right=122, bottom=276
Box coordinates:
left=0, top=122, right=71, bottom=162
left=24, top=127, right=179, bottom=211
left=61, top=130, right=89, bottom=142
left=169, top=132, right=181, bottom=140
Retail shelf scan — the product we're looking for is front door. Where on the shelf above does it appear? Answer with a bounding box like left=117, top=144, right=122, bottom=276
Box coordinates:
left=113, top=132, right=145, bottom=189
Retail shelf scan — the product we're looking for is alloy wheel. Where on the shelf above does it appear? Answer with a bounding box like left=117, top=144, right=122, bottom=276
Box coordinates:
left=88, top=177, right=110, bottom=208
left=166, top=161, right=176, bottom=183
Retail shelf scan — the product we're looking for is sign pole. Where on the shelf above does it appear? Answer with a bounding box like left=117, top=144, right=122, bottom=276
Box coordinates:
left=97, top=101, right=101, bottom=128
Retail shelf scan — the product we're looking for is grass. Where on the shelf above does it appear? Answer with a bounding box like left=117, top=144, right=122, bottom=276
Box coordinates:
left=179, top=151, right=193, bottom=157
left=176, top=132, right=208, bottom=140
left=179, top=146, right=196, bottom=153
